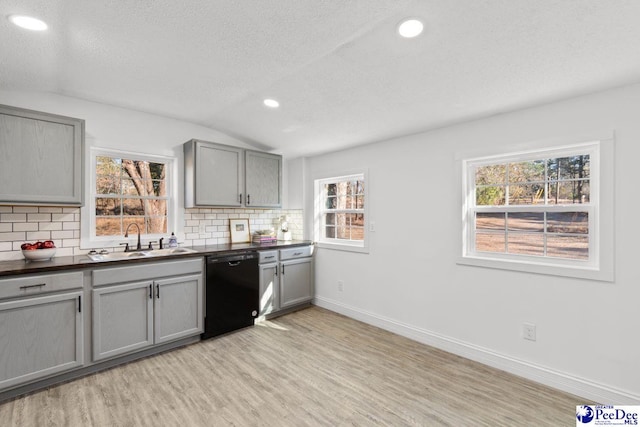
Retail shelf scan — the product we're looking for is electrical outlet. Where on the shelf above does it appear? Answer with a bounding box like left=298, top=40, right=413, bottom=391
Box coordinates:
left=369, top=221, right=376, bottom=232
left=338, top=280, right=344, bottom=292
left=523, top=323, right=536, bottom=341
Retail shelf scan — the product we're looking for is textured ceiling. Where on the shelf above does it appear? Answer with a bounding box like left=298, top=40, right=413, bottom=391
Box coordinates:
left=2, top=0, right=640, bottom=157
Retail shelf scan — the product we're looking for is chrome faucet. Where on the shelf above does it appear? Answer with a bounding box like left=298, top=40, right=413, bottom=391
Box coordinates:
left=124, top=223, right=142, bottom=252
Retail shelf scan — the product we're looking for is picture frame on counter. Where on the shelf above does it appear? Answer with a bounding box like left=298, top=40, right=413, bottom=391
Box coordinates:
left=229, top=218, right=250, bottom=243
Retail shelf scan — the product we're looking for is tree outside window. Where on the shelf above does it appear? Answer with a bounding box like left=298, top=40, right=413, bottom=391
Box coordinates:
left=95, top=155, right=169, bottom=236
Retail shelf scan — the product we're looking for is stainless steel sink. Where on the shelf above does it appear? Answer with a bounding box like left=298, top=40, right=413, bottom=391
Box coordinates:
left=146, top=248, right=199, bottom=256
left=87, top=247, right=198, bottom=262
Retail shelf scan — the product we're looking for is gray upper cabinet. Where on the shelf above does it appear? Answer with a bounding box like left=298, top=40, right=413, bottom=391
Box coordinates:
left=245, top=150, right=282, bottom=208
left=184, top=140, right=243, bottom=207
left=0, top=104, right=84, bottom=206
left=184, top=139, right=281, bottom=208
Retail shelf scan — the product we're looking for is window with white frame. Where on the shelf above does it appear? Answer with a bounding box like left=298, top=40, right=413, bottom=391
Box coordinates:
left=83, top=149, right=173, bottom=247
left=460, top=140, right=613, bottom=280
left=315, top=173, right=367, bottom=250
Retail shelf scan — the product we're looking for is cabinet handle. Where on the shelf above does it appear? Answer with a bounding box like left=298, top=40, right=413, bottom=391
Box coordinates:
left=78, top=295, right=82, bottom=313
left=274, top=267, right=278, bottom=277
left=156, top=284, right=160, bottom=299
left=265, top=255, right=274, bottom=259
left=149, top=284, right=153, bottom=299
left=247, top=194, right=251, bottom=205
left=228, top=261, right=241, bottom=267
left=293, top=252, right=303, bottom=256
left=281, top=265, right=285, bottom=275
left=19, top=283, right=46, bottom=290
left=239, top=193, right=242, bottom=204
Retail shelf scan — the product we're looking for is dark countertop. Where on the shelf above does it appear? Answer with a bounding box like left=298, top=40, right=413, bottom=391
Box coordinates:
left=0, top=240, right=313, bottom=277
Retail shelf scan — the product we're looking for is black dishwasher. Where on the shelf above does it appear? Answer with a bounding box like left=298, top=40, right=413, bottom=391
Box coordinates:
left=202, top=251, right=259, bottom=339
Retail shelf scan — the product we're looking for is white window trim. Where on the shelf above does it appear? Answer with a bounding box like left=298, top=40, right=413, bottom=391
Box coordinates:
left=457, top=138, right=614, bottom=282
left=314, top=170, right=369, bottom=253
left=81, top=147, right=177, bottom=250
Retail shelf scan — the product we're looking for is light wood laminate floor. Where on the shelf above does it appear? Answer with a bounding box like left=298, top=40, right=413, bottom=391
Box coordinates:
left=1, top=307, right=583, bottom=426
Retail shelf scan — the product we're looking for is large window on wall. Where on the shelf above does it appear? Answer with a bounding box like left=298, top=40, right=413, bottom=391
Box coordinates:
left=314, top=172, right=368, bottom=252
left=82, top=149, right=174, bottom=247
left=459, top=140, right=614, bottom=281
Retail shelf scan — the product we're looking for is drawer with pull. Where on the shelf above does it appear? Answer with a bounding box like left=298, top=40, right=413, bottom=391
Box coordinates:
left=0, top=271, right=83, bottom=300
left=279, top=246, right=313, bottom=261
left=258, top=250, right=278, bottom=264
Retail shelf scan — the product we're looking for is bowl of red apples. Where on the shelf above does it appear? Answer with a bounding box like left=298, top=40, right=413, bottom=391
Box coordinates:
left=21, top=240, right=56, bottom=261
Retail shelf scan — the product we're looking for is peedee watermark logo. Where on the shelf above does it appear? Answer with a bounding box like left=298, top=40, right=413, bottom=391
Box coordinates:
left=577, top=405, right=640, bottom=426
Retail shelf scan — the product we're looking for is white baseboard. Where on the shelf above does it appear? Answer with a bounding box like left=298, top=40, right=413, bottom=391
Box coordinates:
left=313, top=296, right=640, bottom=405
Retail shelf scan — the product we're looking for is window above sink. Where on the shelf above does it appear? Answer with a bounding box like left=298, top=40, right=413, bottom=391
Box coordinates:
left=81, top=148, right=177, bottom=250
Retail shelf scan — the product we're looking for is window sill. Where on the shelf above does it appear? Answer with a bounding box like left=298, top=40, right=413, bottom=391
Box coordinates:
left=316, top=241, right=369, bottom=254
left=456, top=255, right=613, bottom=282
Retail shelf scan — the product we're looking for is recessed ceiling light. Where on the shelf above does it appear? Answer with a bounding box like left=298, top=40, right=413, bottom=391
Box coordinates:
left=398, top=19, right=423, bottom=38
left=8, top=14, right=48, bottom=31
left=263, top=99, right=280, bottom=108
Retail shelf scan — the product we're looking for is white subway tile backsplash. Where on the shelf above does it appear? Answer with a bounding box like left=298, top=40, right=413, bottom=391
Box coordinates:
left=27, top=213, right=51, bottom=222
left=0, top=204, right=305, bottom=262
left=62, top=239, right=80, bottom=248
left=52, top=213, right=75, bottom=222
left=52, top=230, right=75, bottom=239
left=13, top=206, right=39, bottom=213
left=13, top=223, right=39, bottom=232
left=0, top=232, right=26, bottom=242
left=39, top=222, right=63, bottom=231
left=62, top=222, right=80, bottom=230
left=1, top=213, right=26, bottom=222
left=38, top=207, right=64, bottom=213
left=27, top=231, right=51, bottom=240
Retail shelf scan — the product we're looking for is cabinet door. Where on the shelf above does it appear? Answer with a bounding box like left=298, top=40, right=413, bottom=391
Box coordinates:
left=0, top=291, right=84, bottom=390
left=280, top=258, right=313, bottom=309
left=92, top=281, right=153, bottom=361
left=154, top=274, right=203, bottom=345
left=259, top=263, right=279, bottom=316
left=245, top=150, right=282, bottom=208
left=195, top=141, right=243, bottom=206
left=0, top=104, right=83, bottom=205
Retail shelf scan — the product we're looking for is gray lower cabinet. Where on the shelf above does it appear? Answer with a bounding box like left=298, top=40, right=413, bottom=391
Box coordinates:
left=0, top=104, right=84, bottom=205
left=92, top=281, right=154, bottom=361
left=92, top=259, right=203, bottom=361
left=0, top=290, right=84, bottom=390
left=258, top=261, right=279, bottom=316
left=259, top=246, right=313, bottom=316
left=280, top=257, right=313, bottom=309
left=154, top=274, right=203, bottom=344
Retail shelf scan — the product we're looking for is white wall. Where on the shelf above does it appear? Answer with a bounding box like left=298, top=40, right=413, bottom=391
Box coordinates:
left=305, top=83, right=640, bottom=404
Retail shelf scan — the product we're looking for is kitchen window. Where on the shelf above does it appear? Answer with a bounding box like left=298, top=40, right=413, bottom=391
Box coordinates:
left=81, top=149, right=174, bottom=248
left=459, top=139, right=614, bottom=281
left=314, top=172, right=368, bottom=252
